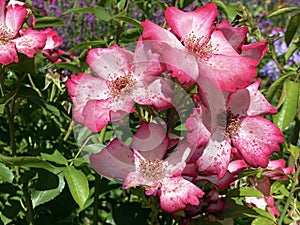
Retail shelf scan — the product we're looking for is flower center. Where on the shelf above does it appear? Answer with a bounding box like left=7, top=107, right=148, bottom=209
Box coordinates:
left=139, top=159, right=165, bottom=182
left=217, top=110, right=241, bottom=136
left=184, top=32, right=215, bottom=61
left=0, top=24, right=14, bottom=45
left=106, top=73, right=136, bottom=99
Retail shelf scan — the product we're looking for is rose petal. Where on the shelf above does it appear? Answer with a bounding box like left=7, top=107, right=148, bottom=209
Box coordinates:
left=165, top=3, right=217, bottom=41
left=86, top=45, right=134, bottom=80
left=232, top=116, right=284, bottom=168
left=89, top=138, right=135, bottom=179
left=227, top=78, right=277, bottom=117
left=160, top=177, right=204, bottom=213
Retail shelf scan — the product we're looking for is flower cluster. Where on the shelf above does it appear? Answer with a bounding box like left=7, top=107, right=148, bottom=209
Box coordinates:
left=67, top=3, right=284, bottom=215
left=0, top=0, right=62, bottom=65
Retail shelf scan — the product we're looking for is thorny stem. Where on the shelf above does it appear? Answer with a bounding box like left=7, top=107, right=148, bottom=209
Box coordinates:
left=93, top=127, right=106, bottom=224
left=92, top=173, right=101, bottom=225
left=22, top=185, right=35, bottom=225
left=278, top=120, right=300, bottom=225
left=269, top=37, right=286, bottom=74
left=2, top=70, right=36, bottom=225
left=278, top=159, right=300, bottom=225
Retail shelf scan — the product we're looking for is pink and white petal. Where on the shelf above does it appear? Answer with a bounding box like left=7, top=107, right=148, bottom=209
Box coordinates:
left=228, top=159, right=247, bottom=174
left=232, top=116, right=284, bottom=168
left=132, top=39, right=165, bottom=82
left=124, top=151, right=159, bottom=190
left=66, top=72, right=108, bottom=124
left=210, top=30, right=241, bottom=56
left=42, top=28, right=63, bottom=50
left=89, top=138, right=135, bottom=179
left=141, top=20, right=183, bottom=49
left=196, top=130, right=232, bottom=178
left=160, top=177, right=204, bottom=213
left=130, top=122, right=168, bottom=160
left=86, top=45, right=133, bottom=80
left=14, top=30, right=46, bottom=57
left=5, top=4, right=27, bottom=35
left=241, top=41, right=268, bottom=64
left=186, top=107, right=211, bottom=148
left=162, top=42, right=199, bottom=84
left=0, top=0, right=5, bottom=23
left=81, top=99, right=111, bottom=132
left=216, top=20, right=248, bottom=52
left=134, top=78, right=173, bottom=110
left=165, top=3, right=217, bottom=41
left=227, top=79, right=277, bottom=117
left=199, top=54, right=257, bottom=92
left=165, top=141, right=193, bottom=176
left=0, top=42, right=18, bottom=65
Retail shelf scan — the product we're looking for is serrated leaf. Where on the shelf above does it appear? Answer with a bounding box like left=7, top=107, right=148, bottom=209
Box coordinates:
left=0, top=162, right=14, bottom=183
left=83, top=143, right=106, bottom=154
left=68, top=40, right=106, bottom=53
left=32, top=172, right=65, bottom=208
left=285, top=38, right=300, bottom=62
left=285, top=13, right=300, bottom=46
left=63, top=166, right=89, bottom=208
left=117, top=0, right=126, bottom=11
left=55, top=62, right=82, bottom=73
left=290, top=144, right=299, bottom=160
left=153, top=0, right=168, bottom=11
left=35, top=16, right=65, bottom=28
left=271, top=179, right=289, bottom=195
left=41, top=150, right=68, bottom=165
left=0, top=154, right=55, bottom=172
left=273, top=80, right=299, bottom=131
left=94, top=6, right=112, bottom=22
left=266, top=71, right=296, bottom=102
left=268, top=7, right=300, bottom=17
left=114, top=15, right=142, bottom=28
left=250, top=208, right=276, bottom=221
left=252, top=217, right=276, bottom=225
left=62, top=7, right=94, bottom=14
left=227, top=187, right=264, bottom=197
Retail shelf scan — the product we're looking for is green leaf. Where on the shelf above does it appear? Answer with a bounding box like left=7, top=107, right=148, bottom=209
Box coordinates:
left=55, top=62, right=82, bottom=74
left=227, top=187, right=264, bottom=198
left=290, top=144, right=299, bottom=161
left=117, top=0, right=126, bottom=11
left=285, top=37, right=300, bottom=63
left=32, top=172, right=65, bottom=208
left=41, top=150, right=68, bottom=165
left=68, top=40, right=106, bottom=53
left=251, top=217, right=276, bottom=225
left=271, top=179, right=289, bottom=195
left=0, top=154, right=55, bottom=172
left=35, top=16, right=65, bottom=28
left=83, top=143, right=106, bottom=154
left=266, top=71, right=297, bottom=102
left=153, top=0, right=168, bottom=11
left=285, top=13, right=300, bottom=46
left=0, top=162, right=14, bottom=183
left=250, top=208, right=276, bottom=221
left=94, top=6, right=112, bottom=22
left=120, top=28, right=142, bottom=42
left=273, top=80, right=299, bottom=131
left=62, top=7, right=94, bottom=14
left=63, top=166, right=89, bottom=208
left=114, top=15, right=142, bottom=28
left=268, top=7, right=300, bottom=17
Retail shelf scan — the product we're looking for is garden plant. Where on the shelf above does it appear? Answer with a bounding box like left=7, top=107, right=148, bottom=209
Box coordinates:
left=0, top=0, right=299, bottom=225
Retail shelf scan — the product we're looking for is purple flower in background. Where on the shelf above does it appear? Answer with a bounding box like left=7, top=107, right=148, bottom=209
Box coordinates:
left=260, top=60, right=280, bottom=81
